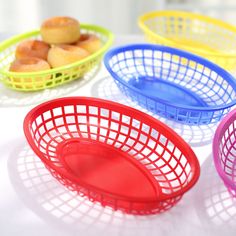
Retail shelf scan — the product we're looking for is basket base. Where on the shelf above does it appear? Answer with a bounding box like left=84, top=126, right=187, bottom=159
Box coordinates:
left=56, top=138, right=159, bottom=200
left=128, top=76, right=208, bottom=107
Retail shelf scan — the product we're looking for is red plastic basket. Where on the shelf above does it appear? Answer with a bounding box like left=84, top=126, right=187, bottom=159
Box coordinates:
left=23, top=97, right=200, bottom=215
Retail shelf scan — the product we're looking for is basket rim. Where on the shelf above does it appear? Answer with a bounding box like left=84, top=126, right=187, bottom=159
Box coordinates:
left=0, top=24, right=114, bottom=77
left=138, top=10, right=236, bottom=58
left=213, top=108, right=236, bottom=190
left=104, top=43, right=236, bottom=112
left=23, top=96, right=200, bottom=203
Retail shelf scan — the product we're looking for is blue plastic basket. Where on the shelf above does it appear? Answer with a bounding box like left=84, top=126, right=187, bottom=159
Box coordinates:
left=104, top=44, right=236, bottom=125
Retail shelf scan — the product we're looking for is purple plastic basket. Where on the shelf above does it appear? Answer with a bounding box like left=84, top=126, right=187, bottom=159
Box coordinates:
left=213, top=109, right=236, bottom=197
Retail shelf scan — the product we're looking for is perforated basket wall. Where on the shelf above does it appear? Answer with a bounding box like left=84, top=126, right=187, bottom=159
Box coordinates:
left=213, top=109, right=236, bottom=197
left=0, top=25, right=113, bottom=91
left=138, top=11, right=236, bottom=71
left=24, top=97, right=200, bottom=215
left=104, top=44, right=236, bottom=125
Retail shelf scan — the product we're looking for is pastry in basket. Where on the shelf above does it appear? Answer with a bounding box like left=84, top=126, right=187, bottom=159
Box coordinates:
left=47, top=44, right=90, bottom=68
left=9, top=57, right=51, bottom=88
left=15, top=39, right=50, bottom=60
left=75, top=33, right=101, bottom=53
left=41, top=16, right=80, bottom=44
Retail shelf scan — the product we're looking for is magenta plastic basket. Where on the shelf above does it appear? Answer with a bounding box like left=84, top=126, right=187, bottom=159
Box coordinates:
left=213, top=109, right=236, bottom=197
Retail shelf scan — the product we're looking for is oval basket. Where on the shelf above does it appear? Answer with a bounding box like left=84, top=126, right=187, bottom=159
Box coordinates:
left=104, top=44, right=236, bottom=125
left=0, top=24, right=113, bottom=91
left=138, top=10, right=236, bottom=71
left=213, top=109, right=236, bottom=197
left=24, top=97, right=200, bottom=215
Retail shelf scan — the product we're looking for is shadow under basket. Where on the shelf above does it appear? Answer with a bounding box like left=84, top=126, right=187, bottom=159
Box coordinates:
left=23, top=97, right=200, bottom=215
left=213, top=109, right=236, bottom=197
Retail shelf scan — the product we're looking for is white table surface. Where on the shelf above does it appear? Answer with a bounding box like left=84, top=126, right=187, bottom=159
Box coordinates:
left=0, top=35, right=235, bottom=236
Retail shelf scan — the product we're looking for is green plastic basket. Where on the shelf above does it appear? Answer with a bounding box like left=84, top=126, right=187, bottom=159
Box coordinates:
left=0, top=24, right=114, bottom=91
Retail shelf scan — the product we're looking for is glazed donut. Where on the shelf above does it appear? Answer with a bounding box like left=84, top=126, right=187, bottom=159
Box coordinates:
left=47, top=45, right=90, bottom=68
left=75, top=33, right=101, bottom=53
left=15, top=40, right=50, bottom=60
left=41, top=16, right=80, bottom=44
left=9, top=57, right=51, bottom=87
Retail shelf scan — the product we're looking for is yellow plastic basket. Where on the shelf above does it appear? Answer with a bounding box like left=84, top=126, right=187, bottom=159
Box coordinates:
left=0, top=24, right=114, bottom=91
left=138, top=10, right=236, bottom=71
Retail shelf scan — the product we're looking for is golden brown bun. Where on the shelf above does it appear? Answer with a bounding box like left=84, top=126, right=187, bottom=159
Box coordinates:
left=47, top=44, right=90, bottom=68
left=75, top=34, right=101, bottom=53
left=9, top=57, right=51, bottom=87
left=41, top=16, right=80, bottom=44
left=10, top=57, right=51, bottom=72
left=15, top=40, right=50, bottom=60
